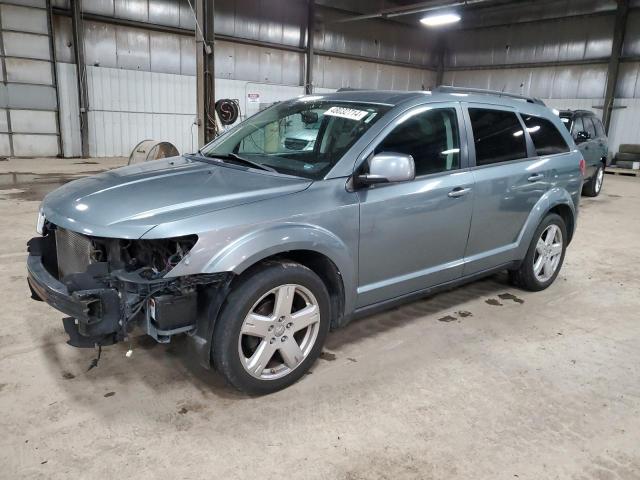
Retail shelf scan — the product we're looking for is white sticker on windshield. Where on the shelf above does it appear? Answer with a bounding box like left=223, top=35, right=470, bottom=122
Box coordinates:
left=324, top=106, right=369, bottom=121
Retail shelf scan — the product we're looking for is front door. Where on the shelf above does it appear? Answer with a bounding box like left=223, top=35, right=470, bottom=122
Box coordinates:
left=356, top=104, right=474, bottom=307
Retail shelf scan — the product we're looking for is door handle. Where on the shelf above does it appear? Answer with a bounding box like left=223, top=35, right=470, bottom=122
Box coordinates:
left=527, top=173, right=544, bottom=182
left=448, top=187, right=471, bottom=198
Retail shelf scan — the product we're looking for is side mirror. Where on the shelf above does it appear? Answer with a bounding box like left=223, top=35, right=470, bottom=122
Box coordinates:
left=357, top=152, right=415, bottom=186
left=576, top=131, right=591, bottom=143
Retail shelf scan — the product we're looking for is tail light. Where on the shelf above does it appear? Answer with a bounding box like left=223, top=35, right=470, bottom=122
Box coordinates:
left=579, top=157, right=586, bottom=176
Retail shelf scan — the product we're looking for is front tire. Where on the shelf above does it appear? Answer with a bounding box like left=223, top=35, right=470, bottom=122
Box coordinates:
left=510, top=213, right=567, bottom=292
left=212, top=261, right=331, bottom=395
left=582, top=164, right=604, bottom=197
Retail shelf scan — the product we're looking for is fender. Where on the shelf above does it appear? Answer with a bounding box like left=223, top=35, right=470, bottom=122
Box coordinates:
left=202, top=223, right=357, bottom=314
left=514, top=186, right=576, bottom=260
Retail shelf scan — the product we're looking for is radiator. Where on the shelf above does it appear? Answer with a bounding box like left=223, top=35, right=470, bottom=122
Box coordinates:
left=55, top=228, right=93, bottom=279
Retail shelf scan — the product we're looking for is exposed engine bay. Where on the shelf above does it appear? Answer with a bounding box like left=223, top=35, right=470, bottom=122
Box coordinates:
left=28, top=221, right=231, bottom=352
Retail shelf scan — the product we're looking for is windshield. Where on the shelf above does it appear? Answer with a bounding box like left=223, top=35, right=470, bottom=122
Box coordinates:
left=200, top=99, right=391, bottom=179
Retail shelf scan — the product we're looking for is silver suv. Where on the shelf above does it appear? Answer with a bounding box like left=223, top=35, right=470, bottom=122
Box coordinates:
left=27, top=87, right=583, bottom=394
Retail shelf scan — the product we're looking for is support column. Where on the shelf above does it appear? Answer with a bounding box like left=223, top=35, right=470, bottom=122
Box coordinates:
left=602, top=0, right=629, bottom=133
left=305, top=0, right=315, bottom=94
left=196, top=0, right=215, bottom=147
left=70, top=0, right=90, bottom=157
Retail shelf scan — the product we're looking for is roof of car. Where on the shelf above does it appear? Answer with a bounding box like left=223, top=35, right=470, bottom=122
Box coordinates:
left=303, top=88, right=552, bottom=113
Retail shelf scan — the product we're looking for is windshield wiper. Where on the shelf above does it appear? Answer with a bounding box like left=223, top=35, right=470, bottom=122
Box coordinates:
left=211, top=153, right=277, bottom=172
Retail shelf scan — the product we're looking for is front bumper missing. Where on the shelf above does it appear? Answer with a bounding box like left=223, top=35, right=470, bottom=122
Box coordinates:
left=27, top=249, right=120, bottom=347
left=27, top=236, right=233, bottom=356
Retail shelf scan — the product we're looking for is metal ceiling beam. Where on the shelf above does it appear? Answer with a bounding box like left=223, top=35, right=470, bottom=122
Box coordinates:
left=52, top=7, right=435, bottom=72
left=455, top=8, right=620, bottom=31
left=603, top=0, right=630, bottom=133
left=445, top=58, right=611, bottom=71
left=334, top=0, right=503, bottom=22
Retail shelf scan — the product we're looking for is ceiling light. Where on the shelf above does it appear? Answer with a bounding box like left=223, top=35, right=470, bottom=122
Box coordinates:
left=420, top=12, right=461, bottom=27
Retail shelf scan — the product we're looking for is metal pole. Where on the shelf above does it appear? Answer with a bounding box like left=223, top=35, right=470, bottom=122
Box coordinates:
left=305, top=0, right=314, bottom=94
left=195, top=0, right=205, bottom=147
left=204, top=0, right=215, bottom=143
left=435, top=38, right=445, bottom=87
left=70, top=0, right=90, bottom=157
left=195, top=0, right=215, bottom=146
left=603, top=0, right=629, bottom=134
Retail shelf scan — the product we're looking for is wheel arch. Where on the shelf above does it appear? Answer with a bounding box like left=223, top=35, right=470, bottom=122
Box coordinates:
left=230, top=250, right=347, bottom=330
left=204, top=224, right=355, bottom=323
left=548, top=203, right=575, bottom=244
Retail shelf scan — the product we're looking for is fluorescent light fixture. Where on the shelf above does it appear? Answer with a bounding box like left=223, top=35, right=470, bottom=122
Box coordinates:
left=420, top=12, right=461, bottom=27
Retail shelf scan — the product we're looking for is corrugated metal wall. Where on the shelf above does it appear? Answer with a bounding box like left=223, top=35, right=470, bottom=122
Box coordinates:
left=47, top=0, right=437, bottom=157
left=0, top=0, right=60, bottom=157
left=443, top=6, right=640, bottom=153
left=7, top=0, right=636, bottom=158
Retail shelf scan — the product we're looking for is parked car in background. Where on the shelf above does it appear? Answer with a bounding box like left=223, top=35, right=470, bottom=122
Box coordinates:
left=559, top=109, right=609, bottom=197
left=28, top=88, right=583, bottom=394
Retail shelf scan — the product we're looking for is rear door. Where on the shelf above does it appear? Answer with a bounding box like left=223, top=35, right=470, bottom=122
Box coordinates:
left=591, top=116, right=608, bottom=165
left=462, top=104, right=553, bottom=275
left=582, top=116, right=600, bottom=176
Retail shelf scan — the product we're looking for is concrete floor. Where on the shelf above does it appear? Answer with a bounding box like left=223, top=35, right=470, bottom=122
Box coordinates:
left=1, top=158, right=639, bottom=479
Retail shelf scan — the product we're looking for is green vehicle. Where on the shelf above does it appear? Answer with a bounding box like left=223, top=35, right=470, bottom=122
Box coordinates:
left=559, top=110, right=609, bottom=197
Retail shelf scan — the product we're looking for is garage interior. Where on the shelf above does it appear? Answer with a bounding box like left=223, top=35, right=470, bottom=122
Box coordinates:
left=1, top=0, right=640, bottom=478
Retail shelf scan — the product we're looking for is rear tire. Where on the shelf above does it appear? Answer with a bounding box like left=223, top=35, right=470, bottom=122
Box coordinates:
left=212, top=261, right=331, bottom=395
left=582, top=164, right=604, bottom=197
left=510, top=213, right=567, bottom=292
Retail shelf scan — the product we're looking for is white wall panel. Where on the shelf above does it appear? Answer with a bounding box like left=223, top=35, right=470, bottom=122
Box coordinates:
left=4, top=58, right=53, bottom=85
left=87, top=66, right=196, bottom=156
left=10, top=110, right=58, bottom=133
left=0, top=134, right=10, bottom=156
left=2, top=31, right=51, bottom=60
left=607, top=99, right=640, bottom=154
left=12, top=134, right=59, bottom=156
left=0, top=4, right=48, bottom=34
left=56, top=62, right=82, bottom=157
left=0, top=109, right=8, bottom=132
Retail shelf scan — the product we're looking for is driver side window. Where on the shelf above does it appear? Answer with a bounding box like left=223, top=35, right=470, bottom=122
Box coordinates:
left=375, top=107, right=460, bottom=177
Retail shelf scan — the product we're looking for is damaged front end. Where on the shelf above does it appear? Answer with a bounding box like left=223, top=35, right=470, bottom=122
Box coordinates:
left=27, top=222, right=231, bottom=353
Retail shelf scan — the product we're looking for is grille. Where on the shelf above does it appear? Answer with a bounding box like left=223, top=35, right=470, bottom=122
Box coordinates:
left=55, top=228, right=93, bottom=279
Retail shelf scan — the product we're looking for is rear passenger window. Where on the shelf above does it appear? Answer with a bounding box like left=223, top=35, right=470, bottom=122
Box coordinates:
left=375, top=107, right=460, bottom=176
left=572, top=116, right=584, bottom=139
left=521, top=115, right=570, bottom=156
left=584, top=117, right=597, bottom=138
left=469, top=108, right=527, bottom=165
left=592, top=117, right=606, bottom=138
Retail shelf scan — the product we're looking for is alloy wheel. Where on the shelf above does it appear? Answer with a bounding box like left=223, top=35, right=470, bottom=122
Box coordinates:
left=533, top=224, right=563, bottom=282
left=595, top=167, right=604, bottom=193
left=238, top=284, right=321, bottom=380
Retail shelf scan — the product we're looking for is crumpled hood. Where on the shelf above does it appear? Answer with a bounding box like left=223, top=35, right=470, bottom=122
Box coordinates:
left=42, top=156, right=311, bottom=239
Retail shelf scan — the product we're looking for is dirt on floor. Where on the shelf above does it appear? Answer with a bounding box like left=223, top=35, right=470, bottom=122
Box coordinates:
left=1, top=158, right=639, bottom=479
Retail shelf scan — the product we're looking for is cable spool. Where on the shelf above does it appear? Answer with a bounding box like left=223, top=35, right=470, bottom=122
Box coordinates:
left=215, top=99, right=240, bottom=125
left=128, top=140, right=179, bottom=165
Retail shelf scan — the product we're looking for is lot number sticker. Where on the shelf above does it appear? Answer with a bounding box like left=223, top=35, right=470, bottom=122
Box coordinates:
left=324, top=106, right=369, bottom=121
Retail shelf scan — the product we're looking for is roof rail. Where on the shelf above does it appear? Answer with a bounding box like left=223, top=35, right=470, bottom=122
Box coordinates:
left=434, top=86, right=546, bottom=106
